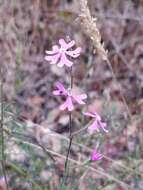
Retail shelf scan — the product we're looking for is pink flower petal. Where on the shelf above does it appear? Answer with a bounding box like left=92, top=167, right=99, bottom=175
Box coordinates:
left=91, top=150, right=103, bottom=161
left=53, top=90, right=61, bottom=95
left=88, top=120, right=100, bottom=133
left=93, top=112, right=102, bottom=121
left=59, top=39, right=68, bottom=49
left=73, top=94, right=87, bottom=104
left=57, top=53, right=73, bottom=67
left=59, top=101, right=68, bottom=111
left=45, top=45, right=59, bottom=54
left=59, top=97, right=74, bottom=111
left=59, top=39, right=75, bottom=50
left=53, top=82, right=68, bottom=95
left=56, top=82, right=67, bottom=93
left=45, top=39, right=81, bottom=67
left=66, top=47, right=81, bottom=58
left=57, top=58, right=65, bottom=67
left=85, top=112, right=108, bottom=133
left=45, top=53, right=60, bottom=64
left=100, top=122, right=108, bottom=133
left=66, top=40, right=75, bottom=49
left=91, top=153, right=103, bottom=161
left=67, top=96, right=74, bottom=111
left=79, top=94, right=87, bottom=99
left=83, top=112, right=96, bottom=118
left=85, top=112, right=101, bottom=120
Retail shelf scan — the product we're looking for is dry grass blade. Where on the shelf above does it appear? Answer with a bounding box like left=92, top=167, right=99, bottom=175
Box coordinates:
left=79, top=0, right=108, bottom=61
left=12, top=136, right=133, bottom=190
left=5, top=121, right=143, bottom=178
left=78, top=0, right=131, bottom=119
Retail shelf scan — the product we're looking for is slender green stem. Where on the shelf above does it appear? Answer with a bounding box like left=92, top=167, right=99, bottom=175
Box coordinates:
left=64, top=66, right=73, bottom=173
left=70, top=67, right=73, bottom=89
left=60, top=67, right=73, bottom=189
left=64, top=112, right=73, bottom=173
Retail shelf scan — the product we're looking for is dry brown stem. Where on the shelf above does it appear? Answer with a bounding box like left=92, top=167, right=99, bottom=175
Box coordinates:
left=79, top=0, right=108, bottom=61
left=78, top=0, right=131, bottom=118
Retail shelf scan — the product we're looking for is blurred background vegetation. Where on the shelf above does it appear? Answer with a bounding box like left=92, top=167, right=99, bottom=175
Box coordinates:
left=0, top=0, right=143, bottom=189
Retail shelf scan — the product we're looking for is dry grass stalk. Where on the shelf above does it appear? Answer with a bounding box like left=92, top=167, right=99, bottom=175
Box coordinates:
left=78, top=0, right=131, bottom=118
left=79, top=0, right=108, bottom=61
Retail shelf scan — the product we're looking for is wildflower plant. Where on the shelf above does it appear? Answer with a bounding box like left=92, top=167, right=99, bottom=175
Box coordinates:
left=53, top=82, right=87, bottom=111
left=45, top=39, right=81, bottom=67
left=84, top=112, right=108, bottom=133
left=45, top=38, right=107, bottom=187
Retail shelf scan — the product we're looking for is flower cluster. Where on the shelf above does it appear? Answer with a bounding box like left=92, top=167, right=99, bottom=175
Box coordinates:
left=45, top=39, right=81, bottom=67
left=84, top=112, right=108, bottom=133
left=53, top=82, right=87, bottom=111
left=91, top=149, right=103, bottom=161
left=45, top=38, right=108, bottom=161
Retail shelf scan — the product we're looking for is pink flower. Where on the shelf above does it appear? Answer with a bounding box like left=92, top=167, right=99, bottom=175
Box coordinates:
left=84, top=112, right=108, bottom=133
left=53, top=82, right=87, bottom=111
left=91, top=149, right=103, bottom=161
left=45, top=39, right=81, bottom=67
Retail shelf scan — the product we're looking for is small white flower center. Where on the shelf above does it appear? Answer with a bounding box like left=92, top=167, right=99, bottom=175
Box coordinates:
left=67, top=88, right=72, bottom=96
left=60, top=47, right=66, bottom=53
